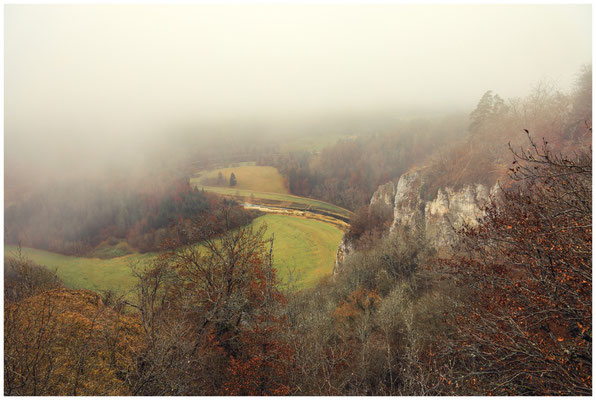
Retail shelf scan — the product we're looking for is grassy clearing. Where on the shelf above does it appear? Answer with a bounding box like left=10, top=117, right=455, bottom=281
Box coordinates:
left=253, top=215, right=343, bottom=289
left=243, top=204, right=350, bottom=230
left=192, top=165, right=289, bottom=194
left=5, top=214, right=343, bottom=294
left=90, top=240, right=135, bottom=259
left=191, top=165, right=353, bottom=220
left=4, top=245, right=154, bottom=296
left=193, top=185, right=353, bottom=219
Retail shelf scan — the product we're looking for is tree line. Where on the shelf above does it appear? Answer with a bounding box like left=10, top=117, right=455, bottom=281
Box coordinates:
left=260, top=114, right=467, bottom=210
left=5, top=174, right=256, bottom=255
left=259, top=66, right=591, bottom=211
left=4, top=65, right=591, bottom=395
left=5, top=135, right=591, bottom=395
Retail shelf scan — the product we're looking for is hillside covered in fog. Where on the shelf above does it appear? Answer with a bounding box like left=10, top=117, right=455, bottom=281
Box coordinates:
left=4, top=4, right=592, bottom=396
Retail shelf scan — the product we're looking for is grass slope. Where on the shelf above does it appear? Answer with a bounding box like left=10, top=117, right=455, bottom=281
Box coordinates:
left=4, top=245, right=154, bottom=295
left=191, top=165, right=353, bottom=220
left=254, top=215, right=343, bottom=288
left=5, top=215, right=343, bottom=294
left=193, top=185, right=353, bottom=219
left=193, top=165, right=289, bottom=194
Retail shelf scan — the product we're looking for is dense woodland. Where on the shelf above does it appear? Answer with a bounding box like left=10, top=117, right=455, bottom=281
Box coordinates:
left=5, top=175, right=256, bottom=255
left=4, top=66, right=592, bottom=395
left=265, top=66, right=592, bottom=212
left=261, top=114, right=466, bottom=210
left=420, top=65, right=592, bottom=199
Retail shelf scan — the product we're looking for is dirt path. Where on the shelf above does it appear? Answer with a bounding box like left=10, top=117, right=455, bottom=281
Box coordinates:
left=242, top=203, right=350, bottom=231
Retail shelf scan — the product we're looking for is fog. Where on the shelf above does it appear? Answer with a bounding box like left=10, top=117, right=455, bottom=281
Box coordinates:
left=4, top=4, right=591, bottom=184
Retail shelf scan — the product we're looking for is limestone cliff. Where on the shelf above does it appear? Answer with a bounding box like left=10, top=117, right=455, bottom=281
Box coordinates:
left=389, top=170, right=495, bottom=248
left=332, top=234, right=354, bottom=275
left=333, top=169, right=497, bottom=274
left=369, top=180, right=397, bottom=210
left=421, top=183, right=492, bottom=247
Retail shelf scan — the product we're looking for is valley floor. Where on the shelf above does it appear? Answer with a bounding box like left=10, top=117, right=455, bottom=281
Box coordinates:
left=5, top=214, right=344, bottom=295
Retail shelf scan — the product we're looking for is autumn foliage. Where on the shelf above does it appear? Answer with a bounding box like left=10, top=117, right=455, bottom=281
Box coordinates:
left=4, top=205, right=290, bottom=396
left=4, top=67, right=591, bottom=395
left=5, top=175, right=256, bottom=255
left=441, top=134, right=591, bottom=395
left=125, top=205, right=294, bottom=395
left=4, top=289, right=142, bottom=395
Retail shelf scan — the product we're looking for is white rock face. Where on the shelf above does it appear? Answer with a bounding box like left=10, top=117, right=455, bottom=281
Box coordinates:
left=332, top=234, right=354, bottom=275
left=369, top=181, right=397, bottom=210
left=333, top=169, right=498, bottom=274
left=390, top=170, right=495, bottom=248
left=390, top=170, right=426, bottom=231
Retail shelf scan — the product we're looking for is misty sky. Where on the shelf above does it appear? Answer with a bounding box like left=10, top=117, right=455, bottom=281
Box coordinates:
left=4, top=4, right=592, bottom=173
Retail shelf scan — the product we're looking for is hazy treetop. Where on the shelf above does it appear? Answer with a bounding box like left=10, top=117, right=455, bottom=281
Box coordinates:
left=5, top=4, right=591, bottom=174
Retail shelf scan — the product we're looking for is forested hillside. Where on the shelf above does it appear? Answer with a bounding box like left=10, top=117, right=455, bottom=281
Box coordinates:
left=5, top=3, right=592, bottom=396
left=5, top=174, right=256, bottom=255
left=264, top=66, right=591, bottom=214
left=262, top=114, right=467, bottom=210
left=343, top=66, right=592, bottom=248
left=5, top=65, right=591, bottom=395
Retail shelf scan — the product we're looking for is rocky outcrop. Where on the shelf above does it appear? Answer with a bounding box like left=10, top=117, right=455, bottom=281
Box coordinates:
left=390, top=169, right=496, bottom=248
left=369, top=181, right=397, bottom=210
left=333, top=169, right=498, bottom=274
left=422, top=183, right=492, bottom=247
left=332, top=234, right=354, bottom=275
left=333, top=179, right=397, bottom=276
left=390, top=170, right=426, bottom=231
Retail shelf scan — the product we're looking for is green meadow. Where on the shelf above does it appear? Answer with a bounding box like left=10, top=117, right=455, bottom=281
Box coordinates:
left=4, top=245, right=154, bottom=295
left=190, top=165, right=353, bottom=219
left=192, top=184, right=352, bottom=219
left=194, top=165, right=290, bottom=194
left=254, top=214, right=344, bottom=288
left=5, top=214, right=343, bottom=295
